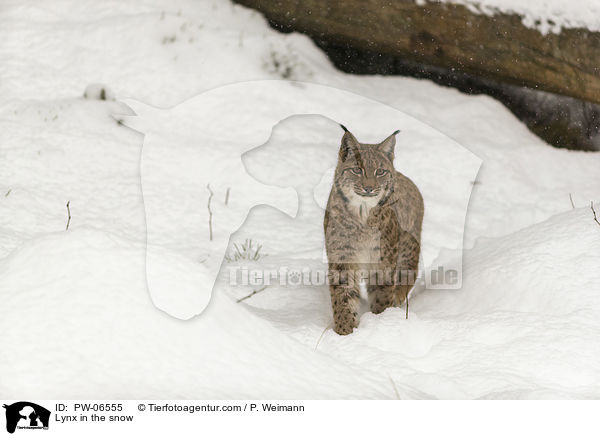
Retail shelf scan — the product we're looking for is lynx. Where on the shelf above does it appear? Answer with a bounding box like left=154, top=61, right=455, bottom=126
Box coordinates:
left=324, top=126, right=424, bottom=335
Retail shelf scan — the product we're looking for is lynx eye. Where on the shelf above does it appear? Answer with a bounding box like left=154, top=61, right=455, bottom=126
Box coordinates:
left=375, top=168, right=389, bottom=176
left=349, top=167, right=363, bottom=175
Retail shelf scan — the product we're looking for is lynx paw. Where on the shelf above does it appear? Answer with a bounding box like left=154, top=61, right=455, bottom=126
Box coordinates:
left=333, top=321, right=356, bottom=335
left=368, top=287, right=397, bottom=314
left=333, top=308, right=359, bottom=335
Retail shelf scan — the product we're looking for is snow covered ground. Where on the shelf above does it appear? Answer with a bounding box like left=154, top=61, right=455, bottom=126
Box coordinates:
left=1, top=0, right=599, bottom=399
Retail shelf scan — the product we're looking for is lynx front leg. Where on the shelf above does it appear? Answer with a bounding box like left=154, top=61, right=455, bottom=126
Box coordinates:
left=368, top=272, right=413, bottom=315
left=367, top=269, right=410, bottom=314
left=368, top=284, right=398, bottom=314
left=330, top=284, right=360, bottom=335
left=328, top=263, right=360, bottom=335
left=369, top=229, right=420, bottom=315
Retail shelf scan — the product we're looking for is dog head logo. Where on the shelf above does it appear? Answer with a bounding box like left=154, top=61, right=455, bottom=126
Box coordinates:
left=3, top=402, right=50, bottom=434
left=118, top=80, right=480, bottom=320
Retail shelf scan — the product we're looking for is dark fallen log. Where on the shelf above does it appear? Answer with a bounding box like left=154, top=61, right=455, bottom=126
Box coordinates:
left=234, top=0, right=600, bottom=150
left=235, top=0, right=600, bottom=103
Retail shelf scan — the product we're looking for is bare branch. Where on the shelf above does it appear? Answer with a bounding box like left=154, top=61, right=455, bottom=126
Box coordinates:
left=569, top=193, right=575, bottom=209
left=388, top=375, right=401, bottom=400
left=65, top=201, right=71, bottom=230
left=207, top=184, right=214, bottom=241
left=224, top=187, right=230, bottom=206
left=236, top=286, right=267, bottom=303
left=591, top=201, right=600, bottom=226
left=314, top=322, right=332, bottom=350
left=5, top=189, right=11, bottom=197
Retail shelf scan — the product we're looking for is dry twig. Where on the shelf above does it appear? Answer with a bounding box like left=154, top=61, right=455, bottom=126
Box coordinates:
left=388, top=375, right=401, bottom=400
left=224, top=187, right=230, bottom=206
left=591, top=201, right=600, bottom=227
left=569, top=193, right=575, bottom=209
left=207, top=184, right=214, bottom=241
left=314, top=322, right=332, bottom=350
left=236, top=286, right=267, bottom=303
left=65, top=201, right=71, bottom=230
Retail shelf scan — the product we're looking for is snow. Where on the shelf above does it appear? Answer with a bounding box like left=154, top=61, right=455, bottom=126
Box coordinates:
left=1, top=0, right=599, bottom=399
left=436, top=0, right=600, bottom=34
left=0, top=228, right=390, bottom=399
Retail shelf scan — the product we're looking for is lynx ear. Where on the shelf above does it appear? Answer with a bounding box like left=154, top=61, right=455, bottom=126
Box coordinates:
left=378, top=130, right=400, bottom=159
left=339, top=125, right=360, bottom=162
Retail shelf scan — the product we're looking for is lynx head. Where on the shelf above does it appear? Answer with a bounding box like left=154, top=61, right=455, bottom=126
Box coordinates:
left=334, top=125, right=399, bottom=206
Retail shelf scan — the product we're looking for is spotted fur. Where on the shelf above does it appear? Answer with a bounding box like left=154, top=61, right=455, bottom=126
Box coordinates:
left=324, top=127, right=424, bottom=335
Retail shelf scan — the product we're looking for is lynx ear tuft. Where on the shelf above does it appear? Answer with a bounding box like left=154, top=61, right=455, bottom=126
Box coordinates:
left=379, top=130, right=399, bottom=158
left=339, top=128, right=360, bottom=162
left=340, top=124, right=349, bottom=133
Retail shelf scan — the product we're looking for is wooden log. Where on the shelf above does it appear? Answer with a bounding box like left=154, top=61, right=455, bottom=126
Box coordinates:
left=234, top=0, right=600, bottom=105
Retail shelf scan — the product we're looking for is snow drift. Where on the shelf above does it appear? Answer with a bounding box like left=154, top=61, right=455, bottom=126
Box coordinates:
left=1, top=0, right=599, bottom=399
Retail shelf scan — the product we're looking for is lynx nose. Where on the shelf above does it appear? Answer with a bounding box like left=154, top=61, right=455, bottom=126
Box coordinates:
left=363, top=186, right=374, bottom=193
